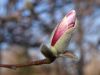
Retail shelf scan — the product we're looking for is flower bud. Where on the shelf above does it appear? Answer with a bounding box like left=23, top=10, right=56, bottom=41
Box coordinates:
left=41, top=10, right=77, bottom=60
left=50, top=10, right=77, bottom=56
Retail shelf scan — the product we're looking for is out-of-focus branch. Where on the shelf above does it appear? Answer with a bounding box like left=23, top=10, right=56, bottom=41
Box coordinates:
left=0, top=10, right=21, bottom=22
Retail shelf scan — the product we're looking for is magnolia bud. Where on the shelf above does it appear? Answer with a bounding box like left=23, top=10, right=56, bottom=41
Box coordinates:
left=41, top=10, right=77, bottom=60
left=50, top=10, right=77, bottom=56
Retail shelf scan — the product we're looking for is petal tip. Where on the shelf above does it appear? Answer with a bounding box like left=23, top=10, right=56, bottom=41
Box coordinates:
left=66, top=10, right=76, bottom=17
left=66, top=10, right=76, bottom=28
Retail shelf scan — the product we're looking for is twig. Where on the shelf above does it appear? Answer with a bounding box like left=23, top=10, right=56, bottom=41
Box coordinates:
left=0, top=59, right=53, bottom=69
left=0, top=50, right=77, bottom=70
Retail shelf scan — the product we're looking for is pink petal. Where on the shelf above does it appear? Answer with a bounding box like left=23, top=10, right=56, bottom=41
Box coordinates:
left=51, top=10, right=76, bottom=46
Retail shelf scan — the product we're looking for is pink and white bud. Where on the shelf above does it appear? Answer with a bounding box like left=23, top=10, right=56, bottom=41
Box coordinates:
left=50, top=10, right=77, bottom=56
left=51, top=10, right=76, bottom=46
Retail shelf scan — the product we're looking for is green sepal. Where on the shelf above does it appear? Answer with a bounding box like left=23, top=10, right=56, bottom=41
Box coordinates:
left=40, top=44, right=56, bottom=62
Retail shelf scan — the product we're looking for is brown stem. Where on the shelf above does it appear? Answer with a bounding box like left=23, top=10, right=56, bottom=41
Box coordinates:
left=0, top=50, right=76, bottom=69
left=0, top=59, right=52, bottom=69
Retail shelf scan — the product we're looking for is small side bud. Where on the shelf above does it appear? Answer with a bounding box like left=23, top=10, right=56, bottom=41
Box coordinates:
left=60, top=50, right=79, bottom=61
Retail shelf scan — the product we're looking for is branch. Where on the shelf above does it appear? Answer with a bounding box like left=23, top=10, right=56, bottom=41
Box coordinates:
left=0, top=59, right=52, bottom=70
left=0, top=50, right=77, bottom=70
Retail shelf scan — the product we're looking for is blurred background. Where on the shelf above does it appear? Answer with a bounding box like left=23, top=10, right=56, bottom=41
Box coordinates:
left=0, top=0, right=100, bottom=75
